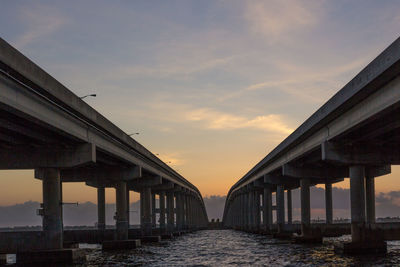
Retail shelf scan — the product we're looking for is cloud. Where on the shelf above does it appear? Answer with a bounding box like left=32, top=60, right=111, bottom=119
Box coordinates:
left=243, top=0, right=323, bottom=42
left=185, top=108, right=293, bottom=135
left=14, top=5, right=68, bottom=49
left=220, top=56, right=368, bottom=104
left=115, top=55, right=234, bottom=79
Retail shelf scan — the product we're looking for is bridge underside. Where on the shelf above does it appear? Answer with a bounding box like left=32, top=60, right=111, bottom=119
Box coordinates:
left=0, top=38, right=209, bottom=264
left=223, top=37, right=400, bottom=254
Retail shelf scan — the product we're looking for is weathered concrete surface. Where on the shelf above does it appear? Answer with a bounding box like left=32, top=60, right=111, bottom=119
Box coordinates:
left=64, top=229, right=115, bottom=244
left=141, top=236, right=161, bottom=243
left=161, top=233, right=174, bottom=240
left=17, top=249, right=86, bottom=265
left=0, top=254, right=6, bottom=265
left=334, top=241, right=386, bottom=255
left=0, top=231, right=45, bottom=253
left=102, top=239, right=141, bottom=251
left=310, top=223, right=350, bottom=237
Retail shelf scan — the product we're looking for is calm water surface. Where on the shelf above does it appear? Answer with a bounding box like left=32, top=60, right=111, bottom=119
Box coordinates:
left=77, top=230, right=400, bottom=266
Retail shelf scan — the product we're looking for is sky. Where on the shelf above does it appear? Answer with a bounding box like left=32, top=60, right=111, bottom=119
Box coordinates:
left=1, top=0, right=400, bottom=205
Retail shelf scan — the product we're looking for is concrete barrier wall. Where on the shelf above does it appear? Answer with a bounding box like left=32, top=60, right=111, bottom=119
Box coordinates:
left=63, top=229, right=114, bottom=244
left=0, top=231, right=45, bottom=253
left=310, top=223, right=351, bottom=237
left=3, top=222, right=400, bottom=253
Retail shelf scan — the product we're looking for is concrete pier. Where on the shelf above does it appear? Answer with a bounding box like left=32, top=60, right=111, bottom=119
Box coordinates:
left=287, top=189, right=292, bottom=225
left=334, top=166, right=386, bottom=254
left=293, top=178, right=322, bottom=243
left=97, top=187, right=106, bottom=230
left=244, top=192, right=249, bottom=230
left=115, top=181, right=128, bottom=240
left=126, top=187, right=130, bottom=227
left=263, top=187, right=272, bottom=232
left=159, top=191, right=166, bottom=233
left=325, top=183, right=333, bottom=224
left=42, top=168, right=63, bottom=249
left=142, top=187, right=152, bottom=236
left=276, top=185, right=285, bottom=233
left=350, top=166, right=366, bottom=243
left=300, top=178, right=311, bottom=235
left=248, top=190, right=254, bottom=231
left=254, top=191, right=261, bottom=231
left=241, top=193, right=245, bottom=230
left=366, top=176, right=376, bottom=223
left=167, top=191, right=175, bottom=233
left=176, top=193, right=183, bottom=230
left=152, top=193, right=156, bottom=228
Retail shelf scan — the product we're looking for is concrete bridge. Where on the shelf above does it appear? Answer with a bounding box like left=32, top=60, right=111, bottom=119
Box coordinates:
left=0, top=38, right=208, bottom=264
left=223, top=36, right=400, bottom=254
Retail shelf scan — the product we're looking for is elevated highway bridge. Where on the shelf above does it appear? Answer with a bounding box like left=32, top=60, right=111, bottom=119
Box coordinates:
left=0, top=38, right=208, bottom=263
left=223, top=36, right=400, bottom=254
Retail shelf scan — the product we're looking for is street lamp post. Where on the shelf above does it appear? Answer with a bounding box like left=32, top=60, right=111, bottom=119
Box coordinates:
left=79, top=94, right=96, bottom=99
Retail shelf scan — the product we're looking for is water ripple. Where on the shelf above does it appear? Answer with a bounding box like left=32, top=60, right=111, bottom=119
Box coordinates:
left=82, top=230, right=400, bottom=266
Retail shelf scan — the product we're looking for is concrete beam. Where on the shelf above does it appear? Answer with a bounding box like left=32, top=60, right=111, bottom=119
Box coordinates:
left=366, top=165, right=391, bottom=178
left=1, top=143, right=96, bottom=170
left=128, top=175, right=162, bottom=189
left=60, top=165, right=141, bottom=182
left=322, top=141, right=400, bottom=165
left=282, top=163, right=348, bottom=179
left=264, top=174, right=300, bottom=188
left=150, top=181, right=175, bottom=192
left=85, top=180, right=116, bottom=188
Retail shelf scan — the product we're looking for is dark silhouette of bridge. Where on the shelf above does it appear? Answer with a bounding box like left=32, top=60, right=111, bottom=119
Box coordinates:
left=0, top=38, right=208, bottom=264
left=223, top=36, right=400, bottom=254
left=2, top=34, right=400, bottom=264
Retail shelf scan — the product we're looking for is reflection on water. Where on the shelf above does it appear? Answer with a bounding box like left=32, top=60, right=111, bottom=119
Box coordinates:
left=84, top=230, right=400, bottom=266
left=6, top=230, right=400, bottom=266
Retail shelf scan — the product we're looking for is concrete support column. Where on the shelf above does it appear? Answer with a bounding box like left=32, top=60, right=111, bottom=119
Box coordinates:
left=97, top=186, right=106, bottom=230
left=159, top=191, right=166, bottom=232
left=263, top=187, right=272, bottom=231
left=235, top=195, right=238, bottom=228
left=166, top=191, right=175, bottom=233
left=366, top=176, right=376, bottom=224
left=248, top=190, right=254, bottom=230
left=176, top=193, right=183, bottom=230
left=115, top=181, right=128, bottom=240
left=42, top=168, right=63, bottom=249
left=300, top=178, right=311, bottom=236
left=140, top=191, right=144, bottom=226
left=126, top=187, right=130, bottom=228
left=188, top=196, right=193, bottom=229
left=141, top=187, right=152, bottom=236
left=244, top=192, right=249, bottom=229
left=287, top=189, right=292, bottom=225
left=276, top=185, right=285, bottom=232
left=152, top=193, right=156, bottom=228
left=255, top=191, right=261, bottom=230
left=325, top=183, right=333, bottom=224
left=184, top=194, right=188, bottom=229
left=239, top=193, right=244, bottom=229
left=193, top=200, right=198, bottom=228
left=350, top=166, right=366, bottom=243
